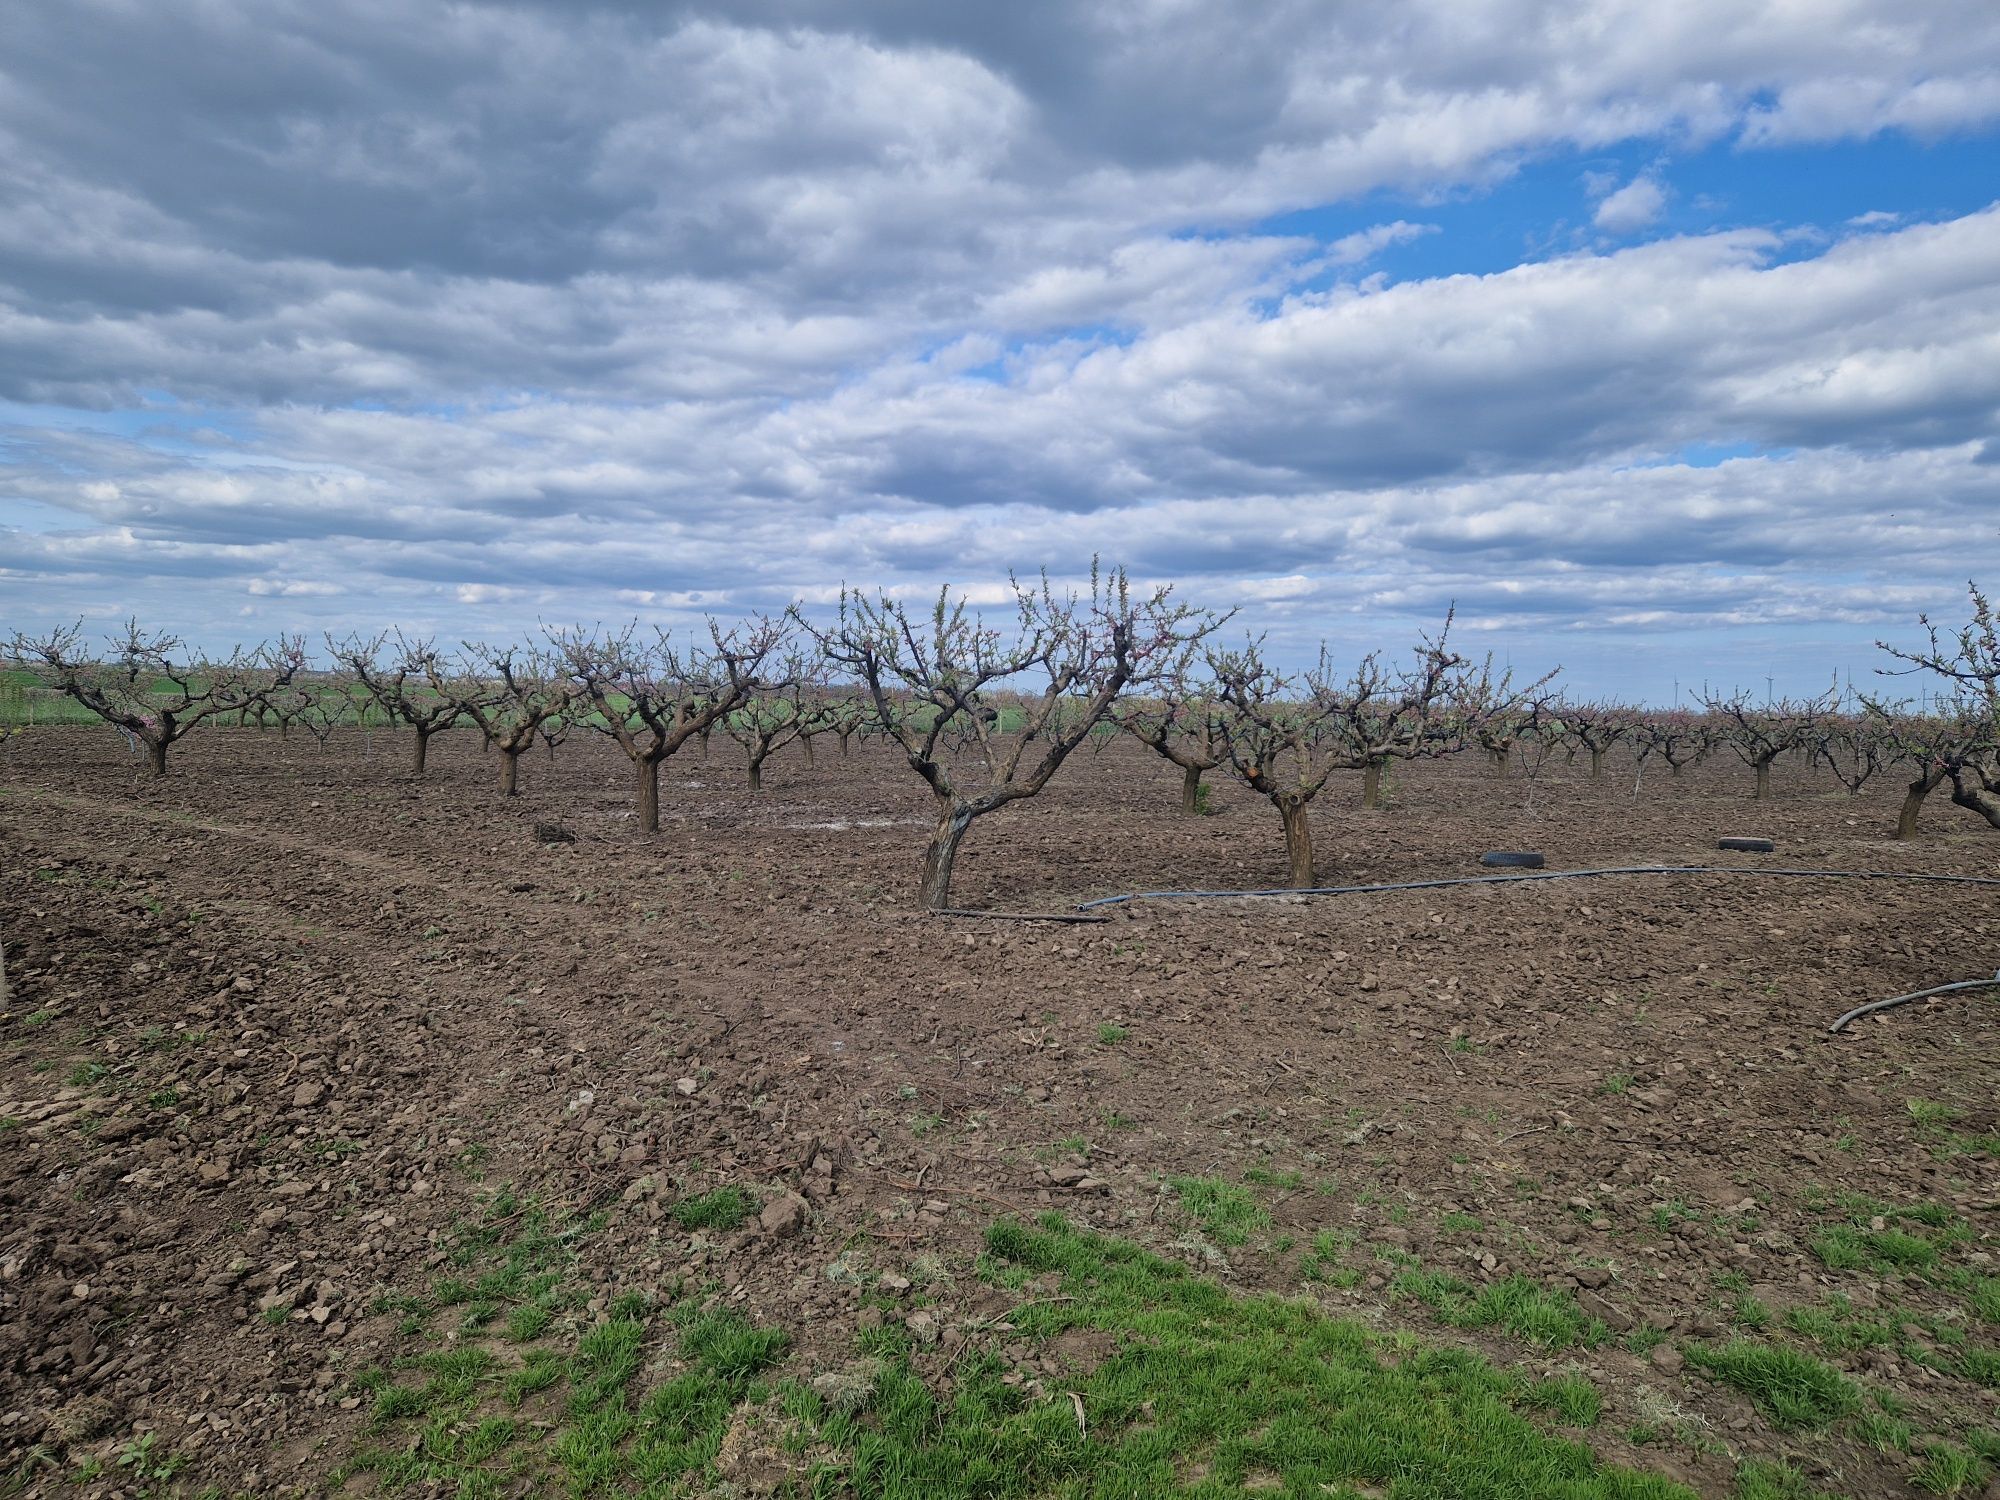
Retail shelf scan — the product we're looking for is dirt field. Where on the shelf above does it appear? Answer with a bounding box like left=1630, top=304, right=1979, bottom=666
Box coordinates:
left=2, top=726, right=1996, bottom=1498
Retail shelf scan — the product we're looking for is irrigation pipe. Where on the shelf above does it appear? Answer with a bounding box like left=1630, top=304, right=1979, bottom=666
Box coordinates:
left=1826, top=973, right=2000, bottom=1035
left=1074, top=865, right=2000, bottom=911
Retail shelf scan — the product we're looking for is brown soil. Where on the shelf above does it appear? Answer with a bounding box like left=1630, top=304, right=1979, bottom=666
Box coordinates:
left=2, top=727, right=1996, bottom=1497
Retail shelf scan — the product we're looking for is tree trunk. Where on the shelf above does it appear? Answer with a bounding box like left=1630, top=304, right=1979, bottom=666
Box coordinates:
left=499, top=747, right=520, bottom=796
left=1896, top=768, right=1944, bottom=840
left=1362, top=760, right=1383, bottom=809
left=698, top=728, right=711, bottom=762
left=146, top=737, right=169, bottom=777
left=1754, top=758, right=1772, bottom=800
left=1181, top=764, right=1204, bottom=817
left=1279, top=799, right=1314, bottom=887
left=1589, top=747, right=1605, bottom=780
left=919, top=805, right=972, bottom=910
left=1949, top=773, right=2000, bottom=830
left=838, top=731, right=852, bottom=758
left=802, top=736, right=816, bottom=769
left=1489, top=749, right=1509, bottom=776
left=412, top=728, right=430, bottom=774
left=747, top=758, right=763, bottom=792
left=636, top=756, right=660, bottom=833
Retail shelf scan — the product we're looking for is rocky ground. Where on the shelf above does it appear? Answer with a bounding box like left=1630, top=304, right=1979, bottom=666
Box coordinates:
left=1, top=726, right=1995, bottom=1497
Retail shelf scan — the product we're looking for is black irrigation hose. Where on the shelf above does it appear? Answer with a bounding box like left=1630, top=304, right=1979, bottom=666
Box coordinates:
left=1074, top=864, right=2000, bottom=911
left=1827, top=974, right=2000, bottom=1035
left=1065, top=864, right=2000, bottom=1038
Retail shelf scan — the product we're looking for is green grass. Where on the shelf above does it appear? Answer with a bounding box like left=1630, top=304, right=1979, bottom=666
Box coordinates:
left=342, top=1199, right=789, bottom=1497
left=1389, top=1269, right=1609, bottom=1350
left=669, top=1186, right=752, bottom=1232
left=1911, top=1441, right=1986, bottom=1496
left=1731, top=1458, right=1843, bottom=1499
left=1300, top=1230, right=1361, bottom=1288
left=1169, top=1176, right=1271, bottom=1248
left=782, top=1214, right=1692, bottom=1499
left=1811, top=1224, right=1941, bottom=1274
left=1095, top=1024, right=1129, bottom=1044
left=1683, top=1340, right=1861, bottom=1431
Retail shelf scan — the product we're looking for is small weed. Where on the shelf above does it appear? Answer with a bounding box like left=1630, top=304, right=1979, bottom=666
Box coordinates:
left=1243, top=1163, right=1303, bottom=1190
left=1439, top=1212, right=1484, bottom=1234
left=1095, top=1023, right=1129, bottom=1044
left=65, top=1060, right=108, bottom=1088
left=114, top=1432, right=183, bottom=1485
left=1599, top=1073, right=1633, bottom=1096
left=1907, top=1098, right=1964, bottom=1127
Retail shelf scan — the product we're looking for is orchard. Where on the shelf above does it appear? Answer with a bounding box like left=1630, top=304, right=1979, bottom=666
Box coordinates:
left=2, top=578, right=1997, bottom=1498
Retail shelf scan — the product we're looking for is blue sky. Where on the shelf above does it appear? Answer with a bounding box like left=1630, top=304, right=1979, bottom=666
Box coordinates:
left=2, top=1, right=1998, bottom=702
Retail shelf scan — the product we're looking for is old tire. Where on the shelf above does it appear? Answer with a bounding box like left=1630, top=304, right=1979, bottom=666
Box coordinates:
left=1718, top=836, right=1775, bottom=853
left=1480, top=851, right=1545, bottom=869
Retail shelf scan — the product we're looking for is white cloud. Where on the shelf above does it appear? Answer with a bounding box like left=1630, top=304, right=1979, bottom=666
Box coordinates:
left=1593, top=176, right=1668, bottom=233
left=3, top=2, right=1998, bottom=694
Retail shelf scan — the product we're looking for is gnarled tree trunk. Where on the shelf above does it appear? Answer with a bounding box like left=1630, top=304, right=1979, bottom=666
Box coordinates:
left=1949, top=761, right=2000, bottom=829
left=1896, top=766, right=1945, bottom=840
left=1362, top=760, right=1383, bottom=809
left=499, top=748, right=520, bottom=796
left=919, top=804, right=973, bottom=910
left=1279, top=798, right=1314, bottom=887
left=146, top=737, right=169, bottom=777
left=412, top=728, right=431, bottom=774
left=636, top=756, right=660, bottom=833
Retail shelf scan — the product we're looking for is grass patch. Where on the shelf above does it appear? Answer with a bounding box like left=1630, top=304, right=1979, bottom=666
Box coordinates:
left=670, top=1186, right=752, bottom=1233
left=1732, top=1458, right=1842, bottom=1499
left=1389, top=1269, right=1608, bottom=1350
left=785, top=1214, right=1692, bottom=1498
left=1911, top=1441, right=1985, bottom=1496
left=1811, top=1224, right=1940, bottom=1274
left=1683, top=1340, right=1860, bottom=1431
left=1300, top=1230, right=1360, bottom=1287
left=1168, top=1175, right=1270, bottom=1248
left=345, top=1208, right=787, bottom=1496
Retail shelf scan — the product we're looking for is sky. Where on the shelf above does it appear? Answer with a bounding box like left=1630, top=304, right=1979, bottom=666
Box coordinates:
left=2, top=1, right=1999, bottom=702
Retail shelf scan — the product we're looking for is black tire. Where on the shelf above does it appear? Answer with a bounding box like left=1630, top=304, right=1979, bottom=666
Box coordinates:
left=1718, top=837, right=1775, bottom=853
left=1480, top=850, right=1545, bottom=869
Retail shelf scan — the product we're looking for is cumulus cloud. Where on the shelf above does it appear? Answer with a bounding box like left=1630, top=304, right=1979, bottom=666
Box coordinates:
left=1593, top=176, right=1668, bottom=233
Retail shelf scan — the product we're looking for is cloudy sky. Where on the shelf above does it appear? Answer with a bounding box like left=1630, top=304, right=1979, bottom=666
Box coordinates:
left=3, top=1, right=1998, bottom=699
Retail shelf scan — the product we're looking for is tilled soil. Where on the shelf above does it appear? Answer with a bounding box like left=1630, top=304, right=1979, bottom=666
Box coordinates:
left=1, top=727, right=1996, bottom=1497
